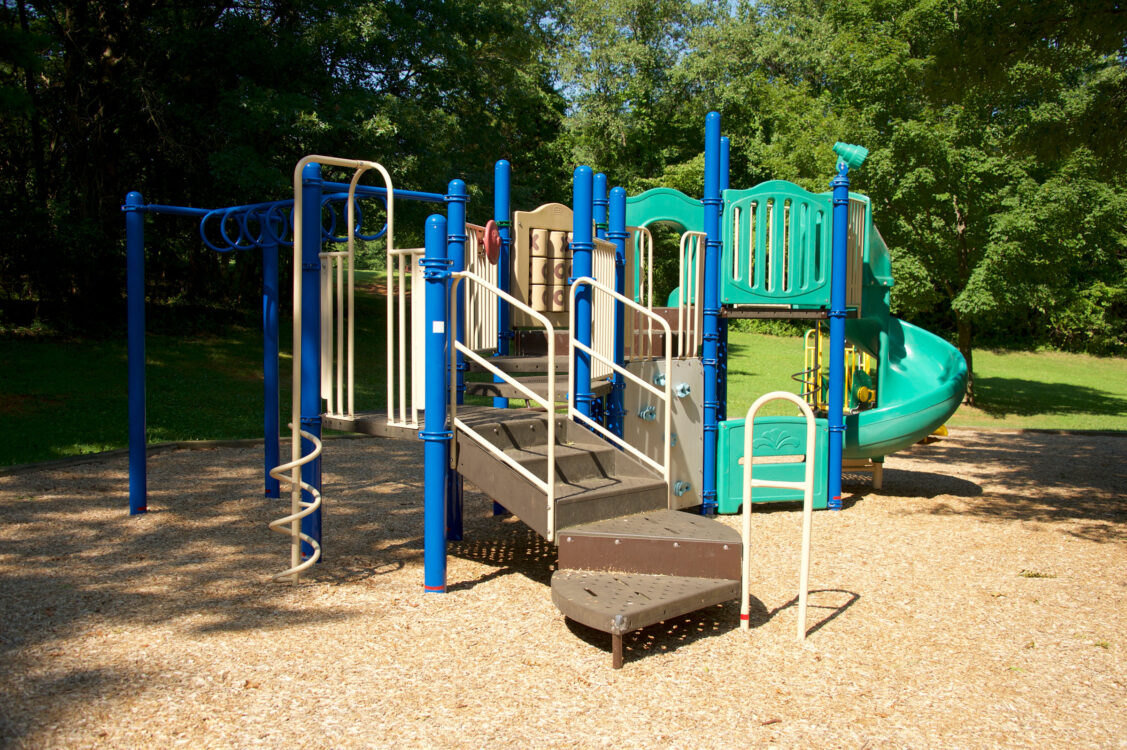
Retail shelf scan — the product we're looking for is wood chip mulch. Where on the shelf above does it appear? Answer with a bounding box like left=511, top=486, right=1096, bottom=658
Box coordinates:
left=0, top=428, right=1123, bottom=748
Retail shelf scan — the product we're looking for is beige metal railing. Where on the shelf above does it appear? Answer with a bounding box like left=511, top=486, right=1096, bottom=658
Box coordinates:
left=677, top=230, right=706, bottom=358
left=569, top=276, right=673, bottom=497
left=740, top=391, right=817, bottom=641
left=449, top=271, right=560, bottom=538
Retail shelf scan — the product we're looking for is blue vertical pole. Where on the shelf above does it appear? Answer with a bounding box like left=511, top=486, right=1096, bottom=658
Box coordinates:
left=607, top=187, right=629, bottom=438
left=828, top=160, right=851, bottom=512
left=125, top=192, right=147, bottom=515
left=445, top=180, right=467, bottom=541
left=593, top=173, right=608, bottom=242
left=571, top=166, right=595, bottom=419
left=494, top=159, right=513, bottom=368
left=492, top=161, right=512, bottom=515
left=300, top=163, right=323, bottom=559
left=421, top=214, right=452, bottom=592
left=263, top=239, right=281, bottom=498
left=701, top=112, right=722, bottom=516
left=717, top=136, right=731, bottom=424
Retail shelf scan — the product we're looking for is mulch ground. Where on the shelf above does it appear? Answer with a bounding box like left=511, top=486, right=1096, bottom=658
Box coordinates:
left=0, top=428, right=1123, bottom=748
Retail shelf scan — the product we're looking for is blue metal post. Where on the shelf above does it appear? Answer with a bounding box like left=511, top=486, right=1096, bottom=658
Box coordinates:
left=828, top=161, right=851, bottom=512
left=701, top=112, right=722, bottom=515
left=717, top=136, right=730, bottom=423
left=593, top=173, right=608, bottom=241
left=571, top=166, right=595, bottom=419
left=125, top=192, right=147, bottom=515
left=299, top=163, right=323, bottom=559
left=263, top=239, right=281, bottom=498
left=607, top=186, right=629, bottom=437
left=491, top=161, right=512, bottom=515
left=493, top=160, right=513, bottom=408
left=421, top=214, right=452, bottom=592
left=445, top=180, right=467, bottom=541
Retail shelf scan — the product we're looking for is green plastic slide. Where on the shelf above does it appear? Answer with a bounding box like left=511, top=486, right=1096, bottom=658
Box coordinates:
left=841, top=316, right=967, bottom=459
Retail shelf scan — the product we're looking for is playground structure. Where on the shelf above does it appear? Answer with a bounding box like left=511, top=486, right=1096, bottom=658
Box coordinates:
left=125, top=112, right=967, bottom=667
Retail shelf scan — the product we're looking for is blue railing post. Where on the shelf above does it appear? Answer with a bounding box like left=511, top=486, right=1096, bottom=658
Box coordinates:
left=263, top=238, right=281, bottom=498
left=607, top=186, right=629, bottom=437
left=445, top=180, right=467, bottom=541
left=492, top=162, right=513, bottom=515
left=717, top=136, right=731, bottom=423
left=494, top=161, right=513, bottom=399
left=571, top=166, right=595, bottom=419
left=299, top=162, right=323, bottom=559
left=593, top=173, right=609, bottom=242
left=828, top=160, right=851, bottom=512
left=421, top=214, right=452, bottom=592
left=701, top=112, right=723, bottom=515
left=125, top=191, right=147, bottom=515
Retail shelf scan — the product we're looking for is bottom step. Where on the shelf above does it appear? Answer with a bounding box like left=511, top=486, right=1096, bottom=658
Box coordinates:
left=551, top=569, right=740, bottom=668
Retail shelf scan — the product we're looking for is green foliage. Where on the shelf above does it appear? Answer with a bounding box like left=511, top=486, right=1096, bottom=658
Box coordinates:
left=0, top=0, right=565, bottom=330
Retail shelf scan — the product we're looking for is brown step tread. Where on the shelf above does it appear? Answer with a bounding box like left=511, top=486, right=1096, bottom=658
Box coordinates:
left=465, top=375, right=612, bottom=401
left=464, top=355, right=572, bottom=374
left=551, top=570, right=740, bottom=668
left=557, top=509, right=741, bottom=580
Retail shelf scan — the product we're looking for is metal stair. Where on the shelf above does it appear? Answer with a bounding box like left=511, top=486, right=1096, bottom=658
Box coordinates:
left=453, top=404, right=742, bottom=669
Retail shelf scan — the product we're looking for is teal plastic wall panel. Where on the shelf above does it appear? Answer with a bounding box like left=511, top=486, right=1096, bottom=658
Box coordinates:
left=716, top=416, right=829, bottom=513
left=721, top=181, right=833, bottom=308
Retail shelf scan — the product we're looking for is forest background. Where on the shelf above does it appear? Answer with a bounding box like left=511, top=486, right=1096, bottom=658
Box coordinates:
left=2, top=0, right=1125, bottom=405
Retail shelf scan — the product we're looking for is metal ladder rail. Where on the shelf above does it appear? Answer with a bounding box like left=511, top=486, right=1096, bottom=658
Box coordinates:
left=740, top=391, right=818, bottom=641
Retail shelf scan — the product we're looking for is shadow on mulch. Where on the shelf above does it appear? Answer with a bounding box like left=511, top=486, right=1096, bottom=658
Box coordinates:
left=565, top=601, right=744, bottom=668
left=908, top=432, right=1126, bottom=544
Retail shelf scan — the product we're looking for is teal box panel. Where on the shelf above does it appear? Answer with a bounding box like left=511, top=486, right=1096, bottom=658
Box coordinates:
left=717, top=416, right=828, bottom=513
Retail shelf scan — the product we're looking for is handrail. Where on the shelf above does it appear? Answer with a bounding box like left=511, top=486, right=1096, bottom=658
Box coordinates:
left=569, top=276, right=673, bottom=493
left=740, top=391, right=817, bottom=641
left=678, top=231, right=706, bottom=358
left=449, top=271, right=559, bottom=539
left=630, top=225, right=655, bottom=360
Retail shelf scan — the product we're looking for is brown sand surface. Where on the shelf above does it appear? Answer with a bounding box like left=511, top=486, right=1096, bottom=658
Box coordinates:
left=0, top=428, right=1123, bottom=748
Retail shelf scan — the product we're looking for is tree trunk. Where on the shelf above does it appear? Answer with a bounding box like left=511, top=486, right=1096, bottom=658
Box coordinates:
left=956, top=312, right=975, bottom=406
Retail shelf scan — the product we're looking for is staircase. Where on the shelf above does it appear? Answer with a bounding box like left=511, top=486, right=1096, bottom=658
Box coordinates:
left=451, top=356, right=741, bottom=668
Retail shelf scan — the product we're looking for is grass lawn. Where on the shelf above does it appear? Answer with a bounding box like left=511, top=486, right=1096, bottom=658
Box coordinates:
left=723, top=330, right=1127, bottom=431
left=3, top=294, right=1125, bottom=467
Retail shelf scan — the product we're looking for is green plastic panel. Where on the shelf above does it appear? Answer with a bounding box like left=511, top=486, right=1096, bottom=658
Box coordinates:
left=721, top=181, right=833, bottom=308
left=716, top=416, right=829, bottom=513
left=625, top=187, right=704, bottom=304
left=625, top=187, right=703, bottom=232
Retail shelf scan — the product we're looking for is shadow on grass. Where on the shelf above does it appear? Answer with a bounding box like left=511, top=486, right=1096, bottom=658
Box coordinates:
left=974, top=377, right=1127, bottom=420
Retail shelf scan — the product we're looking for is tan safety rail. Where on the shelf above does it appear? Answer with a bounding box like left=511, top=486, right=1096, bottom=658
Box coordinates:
left=449, top=271, right=561, bottom=538
left=569, top=276, right=673, bottom=499
left=677, top=230, right=706, bottom=358
left=740, top=391, right=817, bottom=640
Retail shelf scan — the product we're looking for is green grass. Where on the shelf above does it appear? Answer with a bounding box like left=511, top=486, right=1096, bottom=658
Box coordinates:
left=720, top=330, right=1127, bottom=431
left=3, top=295, right=1126, bottom=467
left=0, top=269, right=390, bottom=467
left=948, top=348, right=1127, bottom=431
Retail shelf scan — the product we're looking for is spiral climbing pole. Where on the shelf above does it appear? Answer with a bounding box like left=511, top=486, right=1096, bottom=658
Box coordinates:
left=268, top=427, right=324, bottom=583
left=274, top=154, right=395, bottom=583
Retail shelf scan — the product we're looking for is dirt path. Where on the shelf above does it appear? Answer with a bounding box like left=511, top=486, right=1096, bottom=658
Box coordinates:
left=0, top=429, right=1123, bottom=748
